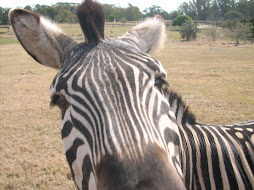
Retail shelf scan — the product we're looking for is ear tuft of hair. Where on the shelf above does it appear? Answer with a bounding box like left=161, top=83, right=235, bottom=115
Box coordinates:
left=76, top=0, right=106, bottom=43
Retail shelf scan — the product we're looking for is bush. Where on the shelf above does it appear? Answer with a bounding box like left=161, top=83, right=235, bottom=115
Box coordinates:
left=205, top=26, right=218, bottom=41
left=224, top=22, right=251, bottom=44
left=172, top=15, right=192, bottom=27
left=250, top=28, right=254, bottom=38
left=180, top=20, right=200, bottom=41
left=241, top=18, right=254, bottom=38
left=220, top=19, right=238, bottom=30
left=107, top=14, right=116, bottom=22
left=240, top=19, right=249, bottom=24
left=224, top=11, right=243, bottom=20
left=249, top=17, right=254, bottom=26
left=120, top=17, right=127, bottom=24
left=248, top=17, right=254, bottom=37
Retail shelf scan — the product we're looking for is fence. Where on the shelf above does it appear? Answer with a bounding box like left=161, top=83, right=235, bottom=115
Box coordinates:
left=0, top=25, right=10, bottom=32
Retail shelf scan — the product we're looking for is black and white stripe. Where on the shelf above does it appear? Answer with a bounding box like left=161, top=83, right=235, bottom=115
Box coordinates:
left=169, top=92, right=254, bottom=190
left=50, top=41, right=184, bottom=189
left=10, top=0, right=253, bottom=189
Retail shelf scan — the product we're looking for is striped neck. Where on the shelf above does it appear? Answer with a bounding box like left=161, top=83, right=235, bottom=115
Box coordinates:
left=167, top=90, right=196, bottom=125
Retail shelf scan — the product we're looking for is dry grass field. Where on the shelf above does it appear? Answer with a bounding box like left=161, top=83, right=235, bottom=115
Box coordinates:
left=0, top=23, right=253, bottom=189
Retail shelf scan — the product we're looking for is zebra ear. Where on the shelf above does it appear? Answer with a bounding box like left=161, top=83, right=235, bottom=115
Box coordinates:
left=120, top=15, right=166, bottom=54
left=9, top=9, right=78, bottom=69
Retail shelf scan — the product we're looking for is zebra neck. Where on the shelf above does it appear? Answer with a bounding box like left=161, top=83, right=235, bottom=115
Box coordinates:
left=167, top=90, right=196, bottom=125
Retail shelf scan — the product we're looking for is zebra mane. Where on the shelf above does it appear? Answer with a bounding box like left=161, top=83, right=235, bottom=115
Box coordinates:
left=167, top=89, right=196, bottom=125
left=76, top=0, right=105, bottom=43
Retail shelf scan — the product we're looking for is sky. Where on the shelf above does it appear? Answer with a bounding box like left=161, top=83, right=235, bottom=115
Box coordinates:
left=0, top=0, right=187, bottom=12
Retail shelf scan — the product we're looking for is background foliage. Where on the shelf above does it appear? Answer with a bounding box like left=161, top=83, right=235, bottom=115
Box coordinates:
left=180, top=20, right=200, bottom=40
left=1, top=0, right=254, bottom=25
left=172, top=15, right=192, bottom=26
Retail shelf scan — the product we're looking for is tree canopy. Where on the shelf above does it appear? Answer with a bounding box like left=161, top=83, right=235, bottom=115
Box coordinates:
left=178, top=0, right=254, bottom=20
left=0, top=0, right=254, bottom=25
left=0, top=7, right=10, bottom=25
left=180, top=20, right=200, bottom=41
left=143, top=5, right=170, bottom=20
left=172, top=15, right=192, bottom=26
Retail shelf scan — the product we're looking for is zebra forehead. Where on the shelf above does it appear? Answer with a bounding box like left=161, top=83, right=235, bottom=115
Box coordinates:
left=57, top=40, right=165, bottom=77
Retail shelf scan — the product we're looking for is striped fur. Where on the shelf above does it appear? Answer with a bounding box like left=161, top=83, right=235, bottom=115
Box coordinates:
left=167, top=90, right=254, bottom=190
left=10, top=0, right=254, bottom=189
left=50, top=40, right=185, bottom=189
left=180, top=120, right=254, bottom=190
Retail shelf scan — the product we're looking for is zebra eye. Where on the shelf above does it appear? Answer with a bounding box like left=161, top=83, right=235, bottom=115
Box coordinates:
left=50, top=94, right=68, bottom=109
left=154, top=75, right=170, bottom=96
left=155, top=76, right=167, bottom=89
left=51, top=94, right=70, bottom=118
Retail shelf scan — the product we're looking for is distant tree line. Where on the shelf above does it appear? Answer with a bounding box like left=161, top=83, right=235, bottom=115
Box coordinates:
left=177, top=0, right=254, bottom=21
left=0, top=7, right=10, bottom=25
left=26, top=3, right=78, bottom=23
left=0, top=0, right=254, bottom=25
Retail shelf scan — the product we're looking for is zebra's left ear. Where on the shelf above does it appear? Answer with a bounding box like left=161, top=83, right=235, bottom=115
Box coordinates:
left=9, top=9, right=78, bottom=69
left=120, top=15, right=166, bottom=54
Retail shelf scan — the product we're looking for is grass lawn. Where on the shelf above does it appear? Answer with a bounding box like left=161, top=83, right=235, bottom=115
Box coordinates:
left=0, top=23, right=253, bottom=189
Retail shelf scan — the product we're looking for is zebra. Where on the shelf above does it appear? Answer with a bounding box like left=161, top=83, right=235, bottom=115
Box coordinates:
left=9, top=0, right=253, bottom=189
left=168, top=91, right=254, bottom=189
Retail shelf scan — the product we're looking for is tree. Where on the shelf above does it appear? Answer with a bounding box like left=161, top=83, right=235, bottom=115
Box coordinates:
left=105, top=3, right=142, bottom=21
left=144, top=5, right=170, bottom=19
left=103, top=4, right=115, bottom=19
left=0, top=7, right=10, bottom=25
left=108, top=14, right=116, bottom=22
left=125, top=3, right=143, bottom=21
left=221, top=19, right=238, bottom=29
left=241, top=17, right=254, bottom=38
left=180, top=20, right=200, bottom=41
left=0, top=7, right=3, bottom=25
left=224, top=11, right=243, bottom=20
left=208, top=1, right=222, bottom=22
left=249, top=17, right=254, bottom=26
left=168, top=10, right=181, bottom=20
left=192, top=0, right=212, bottom=20
left=24, top=5, right=32, bottom=11
left=225, top=22, right=251, bottom=44
left=248, top=17, right=254, bottom=37
left=178, top=2, right=197, bottom=19
left=121, top=17, right=127, bottom=23
left=175, top=0, right=254, bottom=21
left=217, top=0, right=236, bottom=16
left=110, top=7, right=125, bottom=21
left=205, top=26, right=218, bottom=41
left=144, top=5, right=161, bottom=17
left=55, top=9, right=76, bottom=23
left=172, top=15, right=192, bottom=26
left=46, top=6, right=58, bottom=20
left=236, top=0, right=254, bottom=18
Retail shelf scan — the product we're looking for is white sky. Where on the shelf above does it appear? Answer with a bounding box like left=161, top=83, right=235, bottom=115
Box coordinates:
left=0, top=0, right=187, bottom=12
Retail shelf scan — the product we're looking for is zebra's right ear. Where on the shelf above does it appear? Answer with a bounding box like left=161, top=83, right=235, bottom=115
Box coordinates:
left=9, top=9, right=78, bottom=69
left=120, top=15, right=166, bottom=54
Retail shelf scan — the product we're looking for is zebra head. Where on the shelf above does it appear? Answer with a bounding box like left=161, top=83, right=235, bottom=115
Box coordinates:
left=9, top=1, right=186, bottom=189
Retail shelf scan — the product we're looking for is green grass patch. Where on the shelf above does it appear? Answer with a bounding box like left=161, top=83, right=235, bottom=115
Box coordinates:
left=0, top=36, right=18, bottom=44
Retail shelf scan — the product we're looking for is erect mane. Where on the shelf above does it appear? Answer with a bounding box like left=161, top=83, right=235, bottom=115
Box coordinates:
left=76, top=0, right=105, bottom=43
left=167, top=89, right=196, bottom=125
